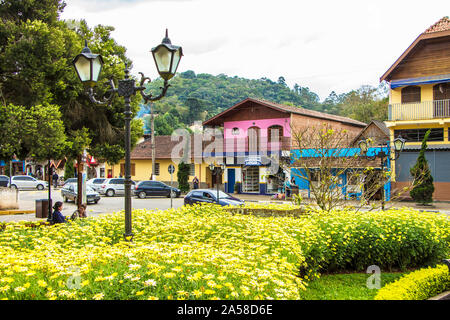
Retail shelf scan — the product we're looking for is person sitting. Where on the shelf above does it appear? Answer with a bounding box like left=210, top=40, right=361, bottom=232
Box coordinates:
left=48, top=201, right=66, bottom=224
left=71, top=203, right=87, bottom=220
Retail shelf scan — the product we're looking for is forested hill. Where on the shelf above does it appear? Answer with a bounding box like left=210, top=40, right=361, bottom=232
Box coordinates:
left=141, top=70, right=388, bottom=135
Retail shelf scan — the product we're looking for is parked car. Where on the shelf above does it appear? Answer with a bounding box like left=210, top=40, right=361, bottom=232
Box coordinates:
left=61, top=184, right=100, bottom=204
left=63, top=178, right=78, bottom=186
left=9, top=175, right=48, bottom=190
left=0, top=175, right=9, bottom=187
left=86, top=178, right=106, bottom=192
left=184, top=189, right=245, bottom=207
left=134, top=180, right=181, bottom=199
left=98, top=178, right=136, bottom=197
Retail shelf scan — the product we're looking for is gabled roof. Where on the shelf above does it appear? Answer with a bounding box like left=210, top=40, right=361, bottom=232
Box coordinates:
left=380, top=16, right=450, bottom=82
left=350, top=120, right=390, bottom=146
left=203, top=98, right=366, bottom=127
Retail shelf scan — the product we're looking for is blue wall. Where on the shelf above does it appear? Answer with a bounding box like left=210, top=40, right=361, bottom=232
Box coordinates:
left=290, top=146, right=392, bottom=200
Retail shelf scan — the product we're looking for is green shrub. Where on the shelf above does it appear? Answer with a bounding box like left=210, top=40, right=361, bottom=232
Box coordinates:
left=281, top=208, right=450, bottom=277
left=375, top=264, right=450, bottom=300
left=177, top=161, right=190, bottom=193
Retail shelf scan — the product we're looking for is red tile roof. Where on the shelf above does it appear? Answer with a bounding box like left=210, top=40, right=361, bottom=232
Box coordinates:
left=131, top=135, right=214, bottom=160
left=424, top=16, right=450, bottom=34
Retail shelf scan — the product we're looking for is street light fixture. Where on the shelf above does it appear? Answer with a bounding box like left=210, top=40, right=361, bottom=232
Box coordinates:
left=72, top=40, right=104, bottom=88
left=73, top=30, right=182, bottom=241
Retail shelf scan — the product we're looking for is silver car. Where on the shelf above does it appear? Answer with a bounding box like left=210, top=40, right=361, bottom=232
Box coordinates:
left=86, top=178, right=106, bottom=192
left=9, top=175, right=48, bottom=190
left=98, top=178, right=136, bottom=197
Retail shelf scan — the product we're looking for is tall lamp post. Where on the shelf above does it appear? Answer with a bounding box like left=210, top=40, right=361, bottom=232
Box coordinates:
left=73, top=30, right=182, bottom=240
left=358, top=136, right=405, bottom=210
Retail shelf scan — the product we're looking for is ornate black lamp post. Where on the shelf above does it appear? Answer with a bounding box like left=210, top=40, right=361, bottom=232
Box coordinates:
left=73, top=30, right=182, bottom=240
left=358, top=136, right=405, bottom=210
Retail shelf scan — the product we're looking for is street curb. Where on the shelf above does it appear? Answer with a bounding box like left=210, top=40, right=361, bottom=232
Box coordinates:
left=428, top=291, right=450, bottom=300
left=0, top=210, right=35, bottom=216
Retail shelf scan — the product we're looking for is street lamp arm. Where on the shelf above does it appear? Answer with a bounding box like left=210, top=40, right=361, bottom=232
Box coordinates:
left=139, top=77, right=170, bottom=103
left=86, top=80, right=116, bottom=105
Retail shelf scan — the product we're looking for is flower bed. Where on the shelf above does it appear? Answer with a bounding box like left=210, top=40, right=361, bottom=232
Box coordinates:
left=374, top=264, right=450, bottom=300
left=0, top=205, right=305, bottom=300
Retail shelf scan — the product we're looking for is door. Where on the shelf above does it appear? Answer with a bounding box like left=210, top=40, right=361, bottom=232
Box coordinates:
left=23, top=176, right=35, bottom=189
left=115, top=179, right=125, bottom=195
left=153, top=181, right=166, bottom=196
left=227, top=169, right=235, bottom=193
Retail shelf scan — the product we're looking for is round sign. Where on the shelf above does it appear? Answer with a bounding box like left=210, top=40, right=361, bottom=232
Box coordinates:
left=168, top=164, right=175, bottom=174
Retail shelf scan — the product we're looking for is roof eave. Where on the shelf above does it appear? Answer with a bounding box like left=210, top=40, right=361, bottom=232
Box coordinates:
left=380, top=29, right=450, bottom=83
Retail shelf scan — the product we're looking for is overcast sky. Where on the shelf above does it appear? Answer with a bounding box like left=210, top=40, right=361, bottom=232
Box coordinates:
left=61, top=0, right=449, bottom=101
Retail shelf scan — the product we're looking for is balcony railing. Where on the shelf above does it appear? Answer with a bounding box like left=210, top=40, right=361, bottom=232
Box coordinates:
left=388, top=99, right=450, bottom=121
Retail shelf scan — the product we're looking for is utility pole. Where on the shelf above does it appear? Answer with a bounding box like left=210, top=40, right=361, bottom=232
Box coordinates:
left=77, top=154, right=83, bottom=211
left=151, top=102, right=156, bottom=180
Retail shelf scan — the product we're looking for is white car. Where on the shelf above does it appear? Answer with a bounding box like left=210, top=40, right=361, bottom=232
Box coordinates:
left=9, top=175, right=48, bottom=190
left=86, top=178, right=107, bottom=192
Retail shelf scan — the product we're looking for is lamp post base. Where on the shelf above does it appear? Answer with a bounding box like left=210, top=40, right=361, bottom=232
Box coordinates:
left=123, top=233, right=134, bottom=242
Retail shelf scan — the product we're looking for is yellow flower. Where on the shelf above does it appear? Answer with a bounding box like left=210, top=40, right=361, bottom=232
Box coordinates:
left=136, top=291, right=144, bottom=296
left=163, top=272, right=176, bottom=279
left=192, top=290, right=202, bottom=297
left=204, top=289, right=215, bottom=295
left=93, top=293, right=104, bottom=300
left=37, top=280, right=47, bottom=288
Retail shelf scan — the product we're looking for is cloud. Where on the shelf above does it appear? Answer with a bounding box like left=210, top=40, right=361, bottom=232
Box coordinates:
left=66, top=0, right=196, bottom=13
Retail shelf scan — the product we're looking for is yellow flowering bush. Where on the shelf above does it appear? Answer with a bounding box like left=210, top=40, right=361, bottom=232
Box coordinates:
left=375, top=264, right=450, bottom=300
left=283, top=208, right=450, bottom=276
left=0, top=204, right=448, bottom=300
left=0, top=204, right=305, bottom=300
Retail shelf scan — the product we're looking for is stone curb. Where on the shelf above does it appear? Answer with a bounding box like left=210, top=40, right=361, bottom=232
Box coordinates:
left=0, top=210, right=35, bottom=216
left=428, top=291, right=450, bottom=300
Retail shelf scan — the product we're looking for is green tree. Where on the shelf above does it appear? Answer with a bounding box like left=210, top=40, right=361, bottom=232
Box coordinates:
left=0, top=104, right=29, bottom=161
left=337, top=85, right=388, bottom=123
left=177, top=161, right=190, bottom=193
left=410, top=129, right=434, bottom=205
left=64, top=158, right=75, bottom=181
left=0, top=103, right=66, bottom=163
left=0, top=1, right=144, bottom=165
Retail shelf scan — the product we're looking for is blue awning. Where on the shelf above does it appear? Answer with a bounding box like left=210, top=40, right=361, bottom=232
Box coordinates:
left=391, top=74, right=450, bottom=89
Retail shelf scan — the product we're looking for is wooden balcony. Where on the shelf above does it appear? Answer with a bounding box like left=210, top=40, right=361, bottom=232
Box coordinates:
left=388, top=99, right=450, bottom=121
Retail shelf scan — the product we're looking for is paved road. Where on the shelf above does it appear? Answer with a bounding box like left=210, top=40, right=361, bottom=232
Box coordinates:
left=0, top=189, right=185, bottom=222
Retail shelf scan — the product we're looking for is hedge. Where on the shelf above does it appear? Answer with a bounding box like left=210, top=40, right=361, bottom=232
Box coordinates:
left=374, top=264, right=450, bottom=300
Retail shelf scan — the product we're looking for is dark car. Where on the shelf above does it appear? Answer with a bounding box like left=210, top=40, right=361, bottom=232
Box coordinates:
left=134, top=180, right=181, bottom=199
left=0, top=175, right=9, bottom=187
left=184, top=189, right=245, bottom=207
left=61, top=184, right=100, bottom=204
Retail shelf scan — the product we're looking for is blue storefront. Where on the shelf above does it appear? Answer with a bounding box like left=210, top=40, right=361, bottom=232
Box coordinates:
left=290, top=146, right=392, bottom=201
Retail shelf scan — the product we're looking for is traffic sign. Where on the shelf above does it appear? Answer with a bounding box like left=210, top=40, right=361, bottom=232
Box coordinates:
left=168, top=164, right=175, bottom=174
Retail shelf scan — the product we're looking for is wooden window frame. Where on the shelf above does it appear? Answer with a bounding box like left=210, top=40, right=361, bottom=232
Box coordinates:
left=401, top=86, right=421, bottom=104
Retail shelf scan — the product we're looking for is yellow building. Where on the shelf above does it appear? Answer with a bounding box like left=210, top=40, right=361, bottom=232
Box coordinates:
left=380, top=16, right=450, bottom=200
left=105, top=135, right=218, bottom=189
